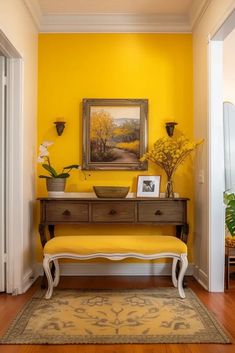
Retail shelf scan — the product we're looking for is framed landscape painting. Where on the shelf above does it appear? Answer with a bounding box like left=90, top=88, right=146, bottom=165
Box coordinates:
left=82, top=98, right=148, bottom=170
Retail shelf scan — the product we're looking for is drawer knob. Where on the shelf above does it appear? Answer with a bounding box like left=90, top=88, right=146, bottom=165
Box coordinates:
left=155, top=210, right=162, bottom=216
left=62, top=209, right=71, bottom=216
left=109, top=209, right=117, bottom=215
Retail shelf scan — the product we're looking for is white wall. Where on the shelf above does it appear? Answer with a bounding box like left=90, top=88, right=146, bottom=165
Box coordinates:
left=0, top=0, right=38, bottom=291
left=224, top=28, right=235, bottom=103
left=193, top=0, right=235, bottom=289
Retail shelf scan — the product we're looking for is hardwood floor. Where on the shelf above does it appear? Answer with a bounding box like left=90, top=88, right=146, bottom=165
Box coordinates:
left=0, top=275, right=235, bottom=353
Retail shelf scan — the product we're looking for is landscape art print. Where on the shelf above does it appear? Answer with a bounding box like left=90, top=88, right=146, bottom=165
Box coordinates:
left=82, top=99, right=148, bottom=170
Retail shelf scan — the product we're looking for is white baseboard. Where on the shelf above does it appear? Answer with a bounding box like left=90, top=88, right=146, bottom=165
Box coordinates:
left=37, top=261, right=194, bottom=277
left=193, top=265, right=208, bottom=290
left=21, top=268, right=38, bottom=294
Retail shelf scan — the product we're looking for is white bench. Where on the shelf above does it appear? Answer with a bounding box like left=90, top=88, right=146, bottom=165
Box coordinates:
left=43, top=235, right=188, bottom=299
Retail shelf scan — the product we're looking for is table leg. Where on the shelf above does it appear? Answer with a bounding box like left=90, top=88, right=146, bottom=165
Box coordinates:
left=39, top=223, right=47, bottom=248
left=176, top=223, right=189, bottom=243
left=48, top=224, right=55, bottom=239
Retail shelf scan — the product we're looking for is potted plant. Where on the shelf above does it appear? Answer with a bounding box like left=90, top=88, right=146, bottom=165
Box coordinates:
left=37, top=141, right=80, bottom=192
left=224, top=191, right=235, bottom=247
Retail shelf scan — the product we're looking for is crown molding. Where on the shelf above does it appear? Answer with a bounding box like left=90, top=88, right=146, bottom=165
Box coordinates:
left=23, top=0, right=42, bottom=30
left=39, top=13, right=190, bottom=33
left=22, top=0, right=212, bottom=33
left=189, top=0, right=212, bottom=30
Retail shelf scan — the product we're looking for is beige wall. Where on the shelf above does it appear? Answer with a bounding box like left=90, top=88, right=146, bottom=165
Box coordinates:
left=193, top=0, right=235, bottom=288
left=0, top=0, right=38, bottom=290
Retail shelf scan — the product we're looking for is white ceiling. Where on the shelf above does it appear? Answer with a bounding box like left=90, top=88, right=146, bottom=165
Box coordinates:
left=23, top=0, right=211, bottom=33
left=38, top=0, right=193, bottom=15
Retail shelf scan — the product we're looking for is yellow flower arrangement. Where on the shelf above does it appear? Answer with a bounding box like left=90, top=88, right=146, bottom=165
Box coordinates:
left=140, top=135, right=203, bottom=197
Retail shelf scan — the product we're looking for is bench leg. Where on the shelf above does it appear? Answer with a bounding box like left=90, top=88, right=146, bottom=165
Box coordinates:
left=43, top=255, right=54, bottom=299
left=172, top=258, right=178, bottom=288
left=53, top=259, right=60, bottom=288
left=178, top=254, right=188, bottom=299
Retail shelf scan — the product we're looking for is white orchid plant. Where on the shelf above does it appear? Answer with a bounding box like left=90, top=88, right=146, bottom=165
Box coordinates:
left=38, top=141, right=80, bottom=179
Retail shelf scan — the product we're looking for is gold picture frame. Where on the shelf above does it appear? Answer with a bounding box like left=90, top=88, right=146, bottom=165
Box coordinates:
left=82, top=98, right=148, bottom=170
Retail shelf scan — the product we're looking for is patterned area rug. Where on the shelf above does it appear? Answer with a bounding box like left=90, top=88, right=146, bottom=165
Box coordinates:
left=0, top=288, right=230, bottom=344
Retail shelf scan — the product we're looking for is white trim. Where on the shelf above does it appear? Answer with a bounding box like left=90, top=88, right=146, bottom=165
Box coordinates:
left=193, top=265, right=208, bottom=290
left=0, top=31, right=21, bottom=58
left=206, top=5, right=235, bottom=292
left=213, top=9, right=235, bottom=40
left=210, top=4, right=235, bottom=40
left=0, top=56, right=5, bottom=292
left=23, top=0, right=42, bottom=30
left=39, top=13, right=190, bottom=33
left=22, top=1, right=213, bottom=33
left=36, top=261, right=194, bottom=277
left=43, top=251, right=187, bottom=261
left=0, top=31, right=24, bottom=295
left=22, top=269, right=37, bottom=294
left=5, top=58, right=24, bottom=294
left=208, top=40, right=225, bottom=292
left=190, top=0, right=212, bottom=30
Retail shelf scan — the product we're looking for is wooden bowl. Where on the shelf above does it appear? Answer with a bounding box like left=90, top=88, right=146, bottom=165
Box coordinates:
left=93, top=186, right=130, bottom=198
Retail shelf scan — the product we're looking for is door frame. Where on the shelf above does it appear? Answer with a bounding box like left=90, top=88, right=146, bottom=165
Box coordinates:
left=208, top=9, right=235, bottom=291
left=0, top=30, right=24, bottom=294
left=0, top=56, right=6, bottom=292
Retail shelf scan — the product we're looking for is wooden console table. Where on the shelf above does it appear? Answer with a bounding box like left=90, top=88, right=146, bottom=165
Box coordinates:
left=38, top=197, right=189, bottom=247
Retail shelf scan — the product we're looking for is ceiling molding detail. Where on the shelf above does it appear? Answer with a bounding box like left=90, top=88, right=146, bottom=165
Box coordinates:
left=189, top=0, right=212, bottom=30
left=23, top=0, right=42, bottom=29
left=23, top=0, right=212, bottom=33
left=40, top=13, right=190, bottom=33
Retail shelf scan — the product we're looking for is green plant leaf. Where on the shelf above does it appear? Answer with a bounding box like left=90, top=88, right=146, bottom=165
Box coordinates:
left=224, top=192, right=235, bottom=205
left=226, top=198, right=235, bottom=236
left=56, top=173, right=70, bottom=178
left=39, top=175, right=51, bottom=178
left=42, top=163, right=57, bottom=177
left=63, top=164, right=80, bottom=169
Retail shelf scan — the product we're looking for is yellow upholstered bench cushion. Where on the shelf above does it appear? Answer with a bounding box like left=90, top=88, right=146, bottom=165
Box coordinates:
left=44, top=235, right=187, bottom=256
left=43, top=235, right=188, bottom=299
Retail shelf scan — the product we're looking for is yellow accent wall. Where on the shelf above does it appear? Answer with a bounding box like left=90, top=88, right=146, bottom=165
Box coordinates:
left=37, top=33, right=193, bottom=261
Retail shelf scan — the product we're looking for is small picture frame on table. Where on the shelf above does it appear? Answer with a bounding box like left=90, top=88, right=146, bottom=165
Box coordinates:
left=137, top=175, right=161, bottom=198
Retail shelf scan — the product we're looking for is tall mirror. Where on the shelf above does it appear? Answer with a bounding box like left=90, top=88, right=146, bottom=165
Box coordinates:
left=223, top=102, right=235, bottom=191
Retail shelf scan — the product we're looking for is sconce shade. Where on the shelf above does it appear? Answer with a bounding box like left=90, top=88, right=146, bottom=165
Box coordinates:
left=165, top=122, right=178, bottom=137
left=54, top=121, right=66, bottom=136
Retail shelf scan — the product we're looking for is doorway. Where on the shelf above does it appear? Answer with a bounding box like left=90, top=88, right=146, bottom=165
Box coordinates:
left=208, top=9, right=235, bottom=291
left=0, top=54, right=7, bottom=291
left=0, top=30, right=24, bottom=294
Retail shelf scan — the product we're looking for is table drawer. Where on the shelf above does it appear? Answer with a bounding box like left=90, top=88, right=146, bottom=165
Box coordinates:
left=91, top=202, right=135, bottom=222
left=138, top=201, right=185, bottom=223
left=45, top=202, right=89, bottom=222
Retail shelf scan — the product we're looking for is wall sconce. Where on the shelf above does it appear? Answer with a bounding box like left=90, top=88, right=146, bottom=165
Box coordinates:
left=165, top=122, right=178, bottom=137
left=54, top=121, right=66, bottom=136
